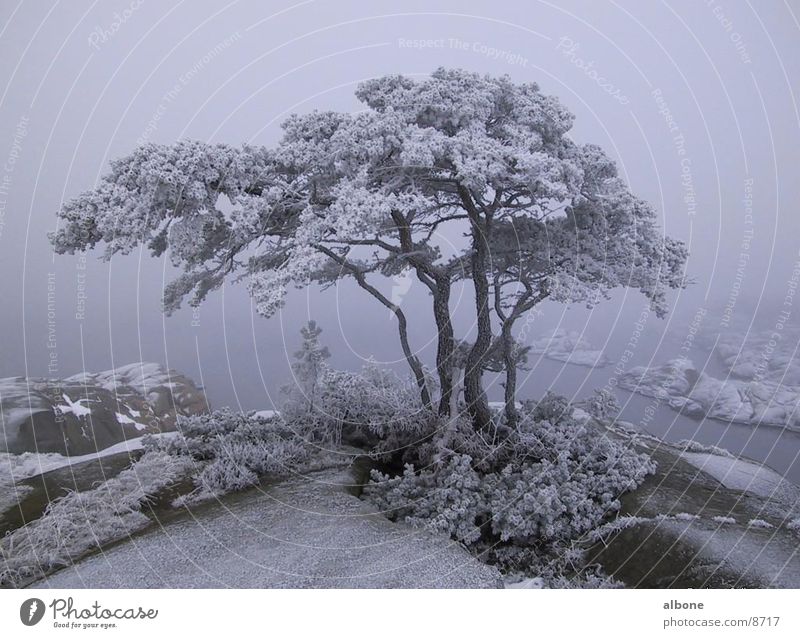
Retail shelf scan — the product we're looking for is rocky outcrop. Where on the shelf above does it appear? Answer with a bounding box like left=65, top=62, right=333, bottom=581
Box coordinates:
left=618, top=358, right=800, bottom=431
left=0, top=363, right=207, bottom=455
left=715, top=331, right=800, bottom=386
left=584, top=420, right=800, bottom=588
left=530, top=329, right=610, bottom=367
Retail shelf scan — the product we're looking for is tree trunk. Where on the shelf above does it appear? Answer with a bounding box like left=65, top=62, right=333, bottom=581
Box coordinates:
left=433, top=280, right=455, bottom=417
left=500, top=321, right=518, bottom=428
left=463, top=223, right=493, bottom=430
left=394, top=305, right=433, bottom=411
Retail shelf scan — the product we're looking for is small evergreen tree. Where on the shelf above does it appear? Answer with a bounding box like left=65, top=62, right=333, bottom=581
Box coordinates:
left=283, top=321, right=330, bottom=417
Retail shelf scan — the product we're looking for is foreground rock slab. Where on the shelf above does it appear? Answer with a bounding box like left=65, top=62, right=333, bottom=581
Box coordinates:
left=586, top=421, right=800, bottom=588
left=33, top=464, right=501, bottom=589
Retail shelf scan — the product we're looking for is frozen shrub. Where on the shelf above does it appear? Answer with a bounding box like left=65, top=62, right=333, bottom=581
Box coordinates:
left=581, top=389, right=621, bottom=421
left=146, top=408, right=310, bottom=502
left=0, top=451, right=190, bottom=587
left=530, top=392, right=572, bottom=425
left=370, top=455, right=486, bottom=545
left=286, top=361, right=434, bottom=451
left=366, top=394, right=656, bottom=558
left=279, top=322, right=435, bottom=452
left=676, top=439, right=734, bottom=457
left=196, top=456, right=258, bottom=494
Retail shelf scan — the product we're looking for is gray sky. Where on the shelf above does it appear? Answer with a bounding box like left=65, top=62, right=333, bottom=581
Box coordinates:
left=1, top=0, right=798, bottom=410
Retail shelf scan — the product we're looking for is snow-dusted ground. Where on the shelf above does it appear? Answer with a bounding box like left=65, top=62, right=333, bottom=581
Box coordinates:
left=530, top=329, right=610, bottom=367
left=679, top=451, right=800, bottom=507
left=586, top=422, right=800, bottom=587
left=0, top=478, right=32, bottom=517
left=34, top=465, right=501, bottom=589
left=0, top=432, right=176, bottom=482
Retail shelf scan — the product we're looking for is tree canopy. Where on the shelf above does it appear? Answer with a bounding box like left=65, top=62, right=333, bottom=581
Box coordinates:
left=51, top=68, right=687, bottom=429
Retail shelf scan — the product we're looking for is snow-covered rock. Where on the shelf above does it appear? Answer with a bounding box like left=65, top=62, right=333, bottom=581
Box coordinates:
left=586, top=422, right=800, bottom=588
left=619, top=358, right=800, bottom=431
left=716, top=332, right=800, bottom=386
left=530, top=329, right=610, bottom=367
left=0, top=363, right=207, bottom=455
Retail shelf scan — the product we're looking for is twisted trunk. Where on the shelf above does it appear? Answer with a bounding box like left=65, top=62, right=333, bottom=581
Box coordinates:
left=461, top=190, right=493, bottom=430
left=390, top=209, right=457, bottom=417
left=433, top=279, right=455, bottom=416
left=494, top=275, right=547, bottom=428
left=500, top=321, right=518, bottom=427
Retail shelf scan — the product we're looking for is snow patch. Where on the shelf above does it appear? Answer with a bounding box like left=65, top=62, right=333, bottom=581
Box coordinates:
left=54, top=394, right=92, bottom=419
left=115, top=413, right=147, bottom=431
left=680, top=451, right=800, bottom=506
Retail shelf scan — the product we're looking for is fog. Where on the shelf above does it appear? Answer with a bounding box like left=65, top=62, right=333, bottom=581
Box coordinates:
left=1, top=0, right=798, bottom=412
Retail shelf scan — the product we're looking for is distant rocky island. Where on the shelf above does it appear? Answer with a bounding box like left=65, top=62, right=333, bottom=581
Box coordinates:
left=530, top=329, right=610, bottom=368
left=619, top=331, right=800, bottom=431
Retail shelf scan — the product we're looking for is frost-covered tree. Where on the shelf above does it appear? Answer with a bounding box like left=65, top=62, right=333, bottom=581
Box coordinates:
left=51, top=68, right=686, bottom=431
left=282, top=320, right=330, bottom=418
left=487, top=153, right=687, bottom=426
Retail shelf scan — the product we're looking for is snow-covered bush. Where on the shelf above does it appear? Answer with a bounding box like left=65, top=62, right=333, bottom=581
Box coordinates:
left=279, top=322, right=434, bottom=452
left=366, top=395, right=656, bottom=561
left=0, top=451, right=189, bottom=587
left=370, top=455, right=486, bottom=544
left=284, top=361, right=435, bottom=452
left=581, top=389, right=621, bottom=421
left=145, top=408, right=310, bottom=502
